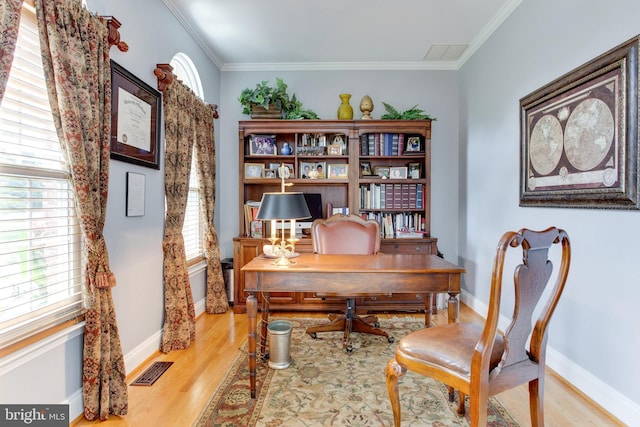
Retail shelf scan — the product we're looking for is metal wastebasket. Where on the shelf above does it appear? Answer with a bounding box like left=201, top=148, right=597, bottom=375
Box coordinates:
left=221, top=258, right=233, bottom=304
left=267, top=320, right=292, bottom=369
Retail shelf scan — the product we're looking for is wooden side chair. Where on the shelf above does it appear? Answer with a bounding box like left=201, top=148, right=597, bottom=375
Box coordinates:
left=385, top=227, right=571, bottom=426
left=305, top=214, right=394, bottom=352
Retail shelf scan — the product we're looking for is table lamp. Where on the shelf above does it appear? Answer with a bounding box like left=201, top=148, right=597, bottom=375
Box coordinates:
left=256, top=166, right=311, bottom=266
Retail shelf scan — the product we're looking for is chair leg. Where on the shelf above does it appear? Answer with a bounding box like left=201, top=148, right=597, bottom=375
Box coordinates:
left=529, top=377, right=544, bottom=427
left=385, top=359, right=406, bottom=427
left=468, top=389, right=488, bottom=427
left=306, top=298, right=390, bottom=351
left=305, top=316, right=347, bottom=335
left=447, top=385, right=455, bottom=402
left=357, top=314, right=379, bottom=325
left=351, top=316, right=390, bottom=338
left=457, top=391, right=466, bottom=415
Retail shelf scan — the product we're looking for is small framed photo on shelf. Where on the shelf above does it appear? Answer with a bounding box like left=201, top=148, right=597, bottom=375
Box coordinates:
left=244, top=163, right=264, bottom=178
left=249, top=134, right=276, bottom=155
left=278, top=163, right=294, bottom=178
left=328, top=144, right=343, bottom=155
left=408, top=162, right=421, bottom=179
left=404, top=136, right=422, bottom=153
left=314, top=161, right=326, bottom=178
left=389, top=166, right=408, bottom=179
left=250, top=220, right=263, bottom=238
left=373, top=165, right=390, bottom=179
left=263, top=168, right=276, bottom=178
left=299, top=161, right=313, bottom=178
left=328, top=163, right=348, bottom=179
left=360, top=162, right=372, bottom=176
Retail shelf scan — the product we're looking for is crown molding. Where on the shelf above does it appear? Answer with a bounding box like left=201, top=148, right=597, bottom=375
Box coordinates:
left=457, top=0, right=524, bottom=66
left=221, top=61, right=460, bottom=72
left=161, top=0, right=224, bottom=70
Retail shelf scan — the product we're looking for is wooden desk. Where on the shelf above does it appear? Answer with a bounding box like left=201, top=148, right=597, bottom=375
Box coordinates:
left=242, top=253, right=465, bottom=398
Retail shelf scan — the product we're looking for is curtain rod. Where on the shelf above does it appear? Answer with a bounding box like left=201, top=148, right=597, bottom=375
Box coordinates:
left=103, top=16, right=128, bottom=52
left=153, top=63, right=219, bottom=118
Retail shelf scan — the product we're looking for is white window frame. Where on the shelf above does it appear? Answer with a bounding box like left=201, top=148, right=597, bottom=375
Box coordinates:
left=169, top=53, right=205, bottom=264
left=0, top=4, right=84, bottom=352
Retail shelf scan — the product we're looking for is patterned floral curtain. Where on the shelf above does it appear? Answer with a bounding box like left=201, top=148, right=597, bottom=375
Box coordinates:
left=161, top=79, right=197, bottom=352
left=0, top=0, right=22, bottom=102
left=34, top=0, right=127, bottom=420
left=193, top=102, right=228, bottom=314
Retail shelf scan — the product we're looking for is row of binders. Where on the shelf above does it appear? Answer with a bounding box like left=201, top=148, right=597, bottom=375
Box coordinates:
left=360, top=183, right=424, bottom=210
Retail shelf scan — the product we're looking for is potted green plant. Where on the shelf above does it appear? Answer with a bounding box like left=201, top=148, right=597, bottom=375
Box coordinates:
left=380, top=102, right=436, bottom=120
left=239, top=78, right=318, bottom=119
left=284, top=94, right=319, bottom=119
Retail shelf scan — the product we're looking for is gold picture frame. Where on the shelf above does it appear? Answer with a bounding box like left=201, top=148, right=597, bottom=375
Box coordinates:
left=328, top=144, right=343, bottom=155
left=244, top=163, right=264, bottom=179
left=328, top=163, right=348, bottom=179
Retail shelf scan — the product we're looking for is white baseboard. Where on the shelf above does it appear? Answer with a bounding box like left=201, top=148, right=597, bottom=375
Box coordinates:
left=460, top=289, right=640, bottom=425
left=66, top=389, right=84, bottom=422
left=67, top=297, right=208, bottom=422
left=123, top=296, right=207, bottom=374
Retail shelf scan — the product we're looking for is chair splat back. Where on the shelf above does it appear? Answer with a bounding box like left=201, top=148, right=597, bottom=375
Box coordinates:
left=494, top=228, right=570, bottom=370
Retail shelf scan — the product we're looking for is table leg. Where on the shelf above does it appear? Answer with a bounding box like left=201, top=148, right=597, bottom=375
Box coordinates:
left=260, top=293, right=270, bottom=356
left=247, top=291, right=258, bottom=399
left=423, top=293, right=433, bottom=327
left=447, top=292, right=459, bottom=323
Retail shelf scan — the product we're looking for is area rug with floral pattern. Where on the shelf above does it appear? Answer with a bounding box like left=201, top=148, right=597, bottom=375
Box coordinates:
left=194, top=317, right=519, bottom=426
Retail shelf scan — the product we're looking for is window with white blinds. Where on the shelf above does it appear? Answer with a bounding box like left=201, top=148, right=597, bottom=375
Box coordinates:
left=170, top=54, right=205, bottom=263
left=0, top=5, right=84, bottom=349
left=182, top=153, right=204, bottom=261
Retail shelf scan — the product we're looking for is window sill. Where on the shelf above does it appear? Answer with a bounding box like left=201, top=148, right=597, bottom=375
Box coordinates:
left=0, top=319, right=85, bottom=375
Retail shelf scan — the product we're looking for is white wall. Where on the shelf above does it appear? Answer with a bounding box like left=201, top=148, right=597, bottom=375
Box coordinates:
left=218, top=70, right=460, bottom=259
left=0, top=0, right=221, bottom=419
left=458, top=0, right=640, bottom=424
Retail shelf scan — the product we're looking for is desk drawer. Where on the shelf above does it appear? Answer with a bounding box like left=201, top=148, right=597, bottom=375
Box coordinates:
left=380, top=238, right=438, bottom=255
left=360, top=293, right=430, bottom=303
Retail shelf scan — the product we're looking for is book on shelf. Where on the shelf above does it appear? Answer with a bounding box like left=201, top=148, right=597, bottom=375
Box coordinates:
left=359, top=133, right=414, bottom=157
left=395, top=229, right=425, bottom=238
left=360, top=211, right=425, bottom=239
left=244, top=200, right=262, bottom=237
left=332, top=206, right=350, bottom=215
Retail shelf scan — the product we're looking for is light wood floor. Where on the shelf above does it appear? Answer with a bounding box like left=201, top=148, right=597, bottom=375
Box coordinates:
left=71, top=304, right=623, bottom=426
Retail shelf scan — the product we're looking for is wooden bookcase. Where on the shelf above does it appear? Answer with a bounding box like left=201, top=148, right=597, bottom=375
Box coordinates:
left=233, top=119, right=438, bottom=313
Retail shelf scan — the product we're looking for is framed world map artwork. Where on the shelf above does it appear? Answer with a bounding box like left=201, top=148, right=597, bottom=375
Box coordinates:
left=519, top=36, right=639, bottom=209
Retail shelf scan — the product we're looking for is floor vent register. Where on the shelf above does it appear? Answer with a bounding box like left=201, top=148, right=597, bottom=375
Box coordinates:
left=130, top=361, right=173, bottom=386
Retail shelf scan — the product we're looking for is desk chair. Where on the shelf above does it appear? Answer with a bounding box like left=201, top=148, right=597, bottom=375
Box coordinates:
left=386, top=227, right=571, bottom=427
left=305, top=214, right=394, bottom=352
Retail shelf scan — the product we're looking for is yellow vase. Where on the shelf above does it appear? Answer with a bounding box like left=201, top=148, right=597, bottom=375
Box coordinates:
left=337, top=94, right=353, bottom=120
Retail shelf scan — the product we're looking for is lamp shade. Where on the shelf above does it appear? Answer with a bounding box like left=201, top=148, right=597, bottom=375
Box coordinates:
left=256, top=192, right=311, bottom=220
